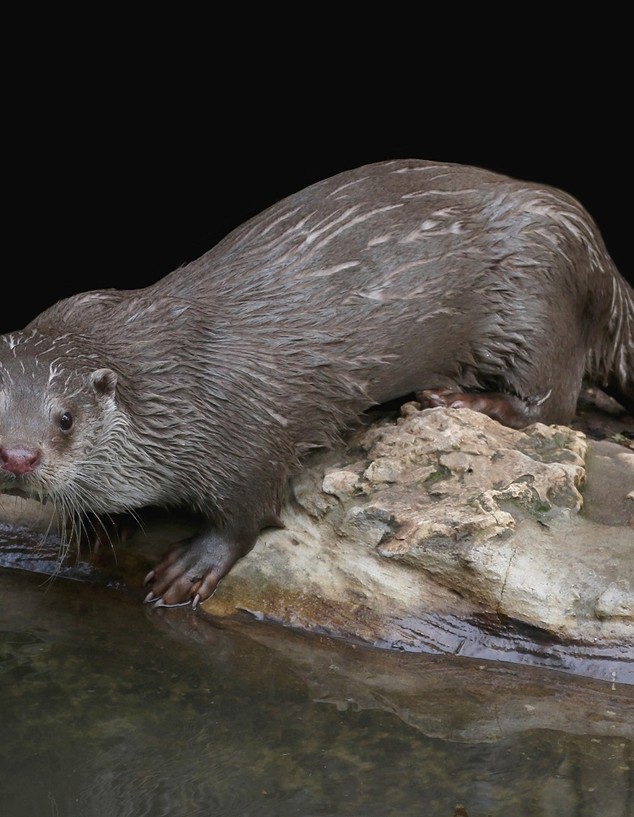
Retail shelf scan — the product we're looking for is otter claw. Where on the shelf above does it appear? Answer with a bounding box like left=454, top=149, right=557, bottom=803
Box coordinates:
left=151, top=597, right=193, bottom=608
left=143, top=592, right=191, bottom=607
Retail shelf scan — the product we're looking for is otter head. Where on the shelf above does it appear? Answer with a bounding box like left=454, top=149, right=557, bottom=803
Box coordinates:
left=0, top=330, right=128, bottom=515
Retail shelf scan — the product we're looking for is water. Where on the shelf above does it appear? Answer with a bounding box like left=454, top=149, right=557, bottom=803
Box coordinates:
left=1, top=565, right=633, bottom=817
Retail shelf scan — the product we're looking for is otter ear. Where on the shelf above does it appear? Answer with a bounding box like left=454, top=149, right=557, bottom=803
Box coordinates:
left=91, top=368, right=118, bottom=398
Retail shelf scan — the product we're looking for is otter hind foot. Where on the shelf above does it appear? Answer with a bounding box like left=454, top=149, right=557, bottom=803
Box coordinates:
left=416, top=387, right=551, bottom=430
left=143, top=527, right=246, bottom=608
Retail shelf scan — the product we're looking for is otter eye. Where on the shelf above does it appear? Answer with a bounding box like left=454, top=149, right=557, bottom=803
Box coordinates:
left=59, top=411, right=74, bottom=432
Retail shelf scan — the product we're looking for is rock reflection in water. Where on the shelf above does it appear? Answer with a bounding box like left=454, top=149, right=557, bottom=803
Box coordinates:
left=0, top=569, right=632, bottom=817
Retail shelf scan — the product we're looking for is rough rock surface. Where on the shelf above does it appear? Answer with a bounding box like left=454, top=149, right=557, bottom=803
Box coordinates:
left=199, top=402, right=633, bottom=680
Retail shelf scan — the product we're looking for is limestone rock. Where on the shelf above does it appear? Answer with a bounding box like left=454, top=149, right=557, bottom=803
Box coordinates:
left=201, top=404, right=634, bottom=680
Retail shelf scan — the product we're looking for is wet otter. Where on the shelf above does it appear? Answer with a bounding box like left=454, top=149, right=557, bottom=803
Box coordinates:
left=0, top=159, right=632, bottom=607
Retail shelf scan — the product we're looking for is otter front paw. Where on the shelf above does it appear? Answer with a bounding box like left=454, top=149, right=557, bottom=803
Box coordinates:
left=143, top=530, right=244, bottom=608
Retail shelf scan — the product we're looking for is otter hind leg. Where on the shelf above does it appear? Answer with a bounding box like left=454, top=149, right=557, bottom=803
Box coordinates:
left=416, top=387, right=552, bottom=430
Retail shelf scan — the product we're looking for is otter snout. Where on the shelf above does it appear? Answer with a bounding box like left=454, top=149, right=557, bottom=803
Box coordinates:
left=0, top=445, right=41, bottom=475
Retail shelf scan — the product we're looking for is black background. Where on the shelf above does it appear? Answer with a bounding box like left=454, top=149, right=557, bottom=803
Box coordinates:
left=4, top=41, right=631, bottom=335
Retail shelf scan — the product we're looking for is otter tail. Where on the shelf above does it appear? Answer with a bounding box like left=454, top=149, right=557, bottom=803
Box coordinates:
left=591, top=268, right=634, bottom=415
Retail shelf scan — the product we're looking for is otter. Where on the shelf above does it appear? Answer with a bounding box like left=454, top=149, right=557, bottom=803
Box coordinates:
left=0, top=159, right=632, bottom=607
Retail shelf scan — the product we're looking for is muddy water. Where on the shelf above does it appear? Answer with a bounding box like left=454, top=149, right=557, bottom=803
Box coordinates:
left=1, top=561, right=633, bottom=817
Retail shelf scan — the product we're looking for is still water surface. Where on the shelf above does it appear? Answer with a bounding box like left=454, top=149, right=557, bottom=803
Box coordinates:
left=1, top=567, right=633, bottom=817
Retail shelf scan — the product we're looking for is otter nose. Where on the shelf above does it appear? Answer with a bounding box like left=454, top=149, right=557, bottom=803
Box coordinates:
left=0, top=446, right=41, bottom=475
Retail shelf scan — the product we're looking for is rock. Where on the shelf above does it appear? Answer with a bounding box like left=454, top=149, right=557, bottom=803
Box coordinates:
left=201, top=403, right=634, bottom=680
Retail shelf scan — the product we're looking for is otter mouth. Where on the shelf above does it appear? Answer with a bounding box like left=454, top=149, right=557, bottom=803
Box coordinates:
left=0, top=485, right=46, bottom=503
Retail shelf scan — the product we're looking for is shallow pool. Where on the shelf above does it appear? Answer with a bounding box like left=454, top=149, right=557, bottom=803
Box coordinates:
left=1, top=564, right=632, bottom=817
